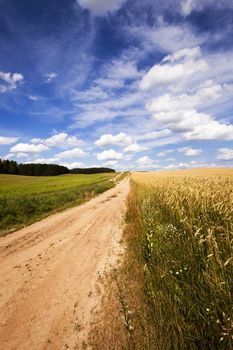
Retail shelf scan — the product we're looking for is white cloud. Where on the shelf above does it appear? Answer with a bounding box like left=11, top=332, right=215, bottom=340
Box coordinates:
left=124, top=143, right=147, bottom=153
left=73, top=86, right=108, bottom=102
left=44, top=72, right=58, bottom=83
left=217, top=148, right=233, bottom=161
left=161, top=160, right=218, bottom=170
left=60, top=162, right=85, bottom=169
left=28, top=95, right=39, bottom=101
left=103, top=160, right=118, bottom=167
left=147, top=76, right=233, bottom=140
left=10, top=143, right=49, bottom=154
left=31, top=158, right=85, bottom=169
left=180, top=0, right=228, bottom=17
left=31, top=133, right=82, bottom=148
left=181, top=0, right=197, bottom=16
left=32, top=157, right=59, bottom=164
left=136, top=156, right=160, bottom=170
left=3, top=153, right=29, bottom=160
left=0, top=71, right=23, bottom=93
left=103, top=59, right=142, bottom=81
left=0, top=136, right=19, bottom=145
left=128, top=23, right=206, bottom=54
left=148, top=80, right=222, bottom=113
left=166, top=157, right=176, bottom=162
left=138, top=129, right=172, bottom=141
left=55, top=147, right=87, bottom=159
left=95, top=132, right=132, bottom=147
left=140, top=47, right=207, bottom=91
left=95, top=78, right=123, bottom=90
left=97, top=149, right=123, bottom=161
left=163, top=46, right=201, bottom=63
left=157, top=149, right=174, bottom=157
left=71, top=90, right=146, bottom=128
left=77, top=0, right=126, bottom=16
left=178, top=147, right=202, bottom=156
left=184, top=121, right=233, bottom=141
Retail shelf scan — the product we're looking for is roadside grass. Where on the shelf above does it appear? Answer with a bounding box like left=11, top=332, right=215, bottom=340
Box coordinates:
left=89, top=184, right=156, bottom=350
left=116, top=172, right=130, bottom=182
left=90, top=169, right=233, bottom=349
left=0, top=173, right=115, bottom=236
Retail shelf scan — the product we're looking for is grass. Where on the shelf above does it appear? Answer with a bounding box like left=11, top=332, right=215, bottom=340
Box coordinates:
left=90, top=169, right=233, bottom=350
left=0, top=173, right=115, bottom=236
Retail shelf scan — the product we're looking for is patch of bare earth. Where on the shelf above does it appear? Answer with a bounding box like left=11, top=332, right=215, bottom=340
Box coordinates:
left=0, top=179, right=130, bottom=350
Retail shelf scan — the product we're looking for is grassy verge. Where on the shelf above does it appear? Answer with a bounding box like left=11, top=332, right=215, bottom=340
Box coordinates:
left=0, top=174, right=115, bottom=236
left=90, top=174, right=233, bottom=349
left=116, top=172, right=130, bottom=182
left=89, top=183, right=156, bottom=350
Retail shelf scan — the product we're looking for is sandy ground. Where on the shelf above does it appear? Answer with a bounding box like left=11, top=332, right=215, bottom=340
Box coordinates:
left=0, top=178, right=130, bottom=350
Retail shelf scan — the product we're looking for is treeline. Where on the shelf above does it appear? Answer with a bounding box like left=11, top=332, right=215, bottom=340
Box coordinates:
left=0, top=159, right=68, bottom=176
left=70, top=167, right=115, bottom=174
left=0, top=159, right=115, bottom=176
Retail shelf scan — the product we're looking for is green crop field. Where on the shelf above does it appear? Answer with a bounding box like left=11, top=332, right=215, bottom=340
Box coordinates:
left=0, top=173, right=116, bottom=236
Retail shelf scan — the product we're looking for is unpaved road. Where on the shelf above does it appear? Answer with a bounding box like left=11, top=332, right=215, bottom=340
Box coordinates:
left=0, top=178, right=130, bottom=350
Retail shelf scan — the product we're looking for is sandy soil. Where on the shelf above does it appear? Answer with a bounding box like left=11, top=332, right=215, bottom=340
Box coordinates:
left=0, top=178, right=130, bottom=350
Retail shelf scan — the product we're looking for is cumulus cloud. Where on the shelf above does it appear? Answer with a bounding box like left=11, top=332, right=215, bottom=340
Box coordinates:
left=3, top=152, right=29, bottom=159
left=60, top=162, right=85, bottom=169
left=124, top=143, right=147, bottom=153
left=178, top=147, right=202, bottom=156
left=32, top=157, right=59, bottom=164
left=55, top=147, right=87, bottom=159
left=77, top=0, right=126, bottom=16
left=148, top=80, right=222, bottom=113
left=217, top=148, right=233, bottom=161
left=32, top=158, right=86, bottom=168
left=0, top=136, right=19, bottom=145
left=147, top=75, right=233, bottom=140
left=103, top=160, right=118, bottom=167
left=140, top=47, right=207, bottom=90
left=184, top=121, right=233, bottom=141
left=10, top=143, right=49, bottom=154
left=136, top=156, right=160, bottom=170
left=97, top=149, right=123, bottom=161
left=151, top=108, right=233, bottom=140
left=95, top=133, right=132, bottom=147
left=44, top=72, right=58, bottom=83
left=0, top=71, right=24, bottom=93
left=31, top=133, right=82, bottom=148
left=157, top=149, right=174, bottom=157
left=162, top=160, right=218, bottom=170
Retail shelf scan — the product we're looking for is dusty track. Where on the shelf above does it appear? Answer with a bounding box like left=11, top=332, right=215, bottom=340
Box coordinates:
left=0, top=178, right=130, bottom=350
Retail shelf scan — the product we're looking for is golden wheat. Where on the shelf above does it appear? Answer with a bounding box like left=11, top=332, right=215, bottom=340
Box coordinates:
left=131, top=168, right=233, bottom=349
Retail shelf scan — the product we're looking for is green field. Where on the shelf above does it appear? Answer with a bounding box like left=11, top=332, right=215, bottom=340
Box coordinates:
left=0, top=173, right=116, bottom=235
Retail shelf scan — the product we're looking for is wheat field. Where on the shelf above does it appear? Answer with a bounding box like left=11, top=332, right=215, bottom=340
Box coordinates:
left=130, top=169, right=233, bottom=349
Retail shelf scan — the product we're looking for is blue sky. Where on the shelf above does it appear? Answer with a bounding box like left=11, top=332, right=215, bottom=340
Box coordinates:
left=0, top=0, right=233, bottom=170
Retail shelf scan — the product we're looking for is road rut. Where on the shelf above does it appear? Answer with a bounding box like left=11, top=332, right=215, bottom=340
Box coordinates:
left=0, top=178, right=130, bottom=350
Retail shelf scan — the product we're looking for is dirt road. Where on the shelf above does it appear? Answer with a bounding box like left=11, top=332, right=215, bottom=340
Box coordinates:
left=0, top=178, right=130, bottom=350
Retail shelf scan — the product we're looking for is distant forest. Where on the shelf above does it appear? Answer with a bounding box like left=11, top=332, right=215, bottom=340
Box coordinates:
left=70, top=167, right=115, bottom=174
left=0, top=159, right=115, bottom=176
